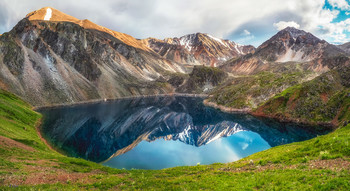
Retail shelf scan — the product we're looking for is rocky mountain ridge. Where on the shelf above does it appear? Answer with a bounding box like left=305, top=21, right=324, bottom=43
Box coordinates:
left=0, top=7, right=256, bottom=106
left=26, top=7, right=153, bottom=52
left=220, top=27, right=348, bottom=75
left=0, top=7, right=189, bottom=106
left=143, top=33, right=255, bottom=67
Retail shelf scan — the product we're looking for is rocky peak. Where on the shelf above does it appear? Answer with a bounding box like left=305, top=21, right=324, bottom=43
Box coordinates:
left=26, top=7, right=79, bottom=23
left=220, top=27, right=347, bottom=75
left=255, top=27, right=333, bottom=62
left=173, top=33, right=244, bottom=52
left=26, top=7, right=151, bottom=52
left=259, top=27, right=323, bottom=50
left=281, top=27, right=308, bottom=39
left=144, top=33, right=255, bottom=66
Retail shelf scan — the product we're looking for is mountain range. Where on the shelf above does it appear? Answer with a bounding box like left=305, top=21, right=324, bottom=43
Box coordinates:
left=143, top=33, right=255, bottom=67
left=0, top=7, right=349, bottom=107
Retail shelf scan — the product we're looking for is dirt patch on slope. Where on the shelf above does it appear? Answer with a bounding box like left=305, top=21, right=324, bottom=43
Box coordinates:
left=34, top=119, right=56, bottom=152
left=320, top=93, right=329, bottom=103
left=219, top=158, right=350, bottom=173
left=2, top=165, right=107, bottom=186
left=0, top=135, right=35, bottom=152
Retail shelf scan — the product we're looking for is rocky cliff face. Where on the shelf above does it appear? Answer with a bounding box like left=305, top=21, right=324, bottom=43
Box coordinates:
left=0, top=7, right=187, bottom=106
left=220, top=27, right=348, bottom=75
left=143, top=33, right=255, bottom=67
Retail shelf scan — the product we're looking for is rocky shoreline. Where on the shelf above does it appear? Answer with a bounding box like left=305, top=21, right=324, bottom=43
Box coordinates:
left=33, top=93, right=209, bottom=110
left=202, top=99, right=252, bottom=113
left=203, top=99, right=336, bottom=129
left=251, top=112, right=336, bottom=130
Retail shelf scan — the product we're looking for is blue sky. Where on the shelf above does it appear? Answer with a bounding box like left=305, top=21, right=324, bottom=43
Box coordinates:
left=0, top=0, right=349, bottom=47
left=322, top=0, right=350, bottom=43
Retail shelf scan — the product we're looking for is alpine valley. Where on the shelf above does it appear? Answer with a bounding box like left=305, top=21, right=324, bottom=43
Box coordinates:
left=1, top=6, right=350, bottom=190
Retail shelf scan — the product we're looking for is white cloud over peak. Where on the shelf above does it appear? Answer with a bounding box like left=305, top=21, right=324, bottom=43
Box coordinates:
left=0, top=0, right=349, bottom=46
left=0, top=0, right=294, bottom=40
left=273, top=21, right=300, bottom=31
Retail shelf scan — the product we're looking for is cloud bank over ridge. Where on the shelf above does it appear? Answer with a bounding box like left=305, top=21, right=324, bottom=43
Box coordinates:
left=0, top=0, right=349, bottom=46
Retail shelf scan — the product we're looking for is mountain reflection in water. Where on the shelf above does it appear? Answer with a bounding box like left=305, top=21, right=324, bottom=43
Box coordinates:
left=39, top=96, right=330, bottom=169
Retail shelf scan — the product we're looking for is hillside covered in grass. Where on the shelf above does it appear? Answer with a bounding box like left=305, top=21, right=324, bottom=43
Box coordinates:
left=0, top=89, right=349, bottom=190
left=254, top=66, right=350, bottom=126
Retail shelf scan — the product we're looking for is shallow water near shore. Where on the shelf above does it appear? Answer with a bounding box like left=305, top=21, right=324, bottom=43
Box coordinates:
left=38, top=96, right=331, bottom=170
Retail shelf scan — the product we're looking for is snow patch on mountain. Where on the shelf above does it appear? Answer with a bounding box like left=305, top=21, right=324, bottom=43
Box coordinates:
left=207, top=34, right=226, bottom=47
left=44, top=8, right=52, bottom=21
left=234, top=44, right=243, bottom=54
left=179, top=34, right=196, bottom=51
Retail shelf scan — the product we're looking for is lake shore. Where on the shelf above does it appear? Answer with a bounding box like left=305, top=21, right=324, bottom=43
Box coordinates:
left=34, top=93, right=336, bottom=130
left=202, top=99, right=252, bottom=113
left=33, top=93, right=209, bottom=110
left=203, top=99, right=335, bottom=129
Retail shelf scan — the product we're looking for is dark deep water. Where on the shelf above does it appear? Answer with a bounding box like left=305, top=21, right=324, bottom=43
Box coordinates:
left=38, top=96, right=331, bottom=170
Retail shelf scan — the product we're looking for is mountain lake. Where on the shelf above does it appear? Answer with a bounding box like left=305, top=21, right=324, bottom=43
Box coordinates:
left=38, top=96, right=331, bottom=170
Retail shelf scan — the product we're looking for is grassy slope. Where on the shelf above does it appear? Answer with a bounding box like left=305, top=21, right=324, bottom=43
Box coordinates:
left=0, top=89, right=349, bottom=190
left=255, top=67, right=350, bottom=125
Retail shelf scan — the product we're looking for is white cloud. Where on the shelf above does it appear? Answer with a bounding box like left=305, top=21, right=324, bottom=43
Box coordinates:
left=242, top=29, right=251, bottom=36
left=0, top=0, right=295, bottom=40
left=273, top=21, right=300, bottom=30
left=289, top=0, right=350, bottom=43
left=328, top=0, right=350, bottom=10
left=319, top=18, right=350, bottom=43
left=0, top=0, right=349, bottom=45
